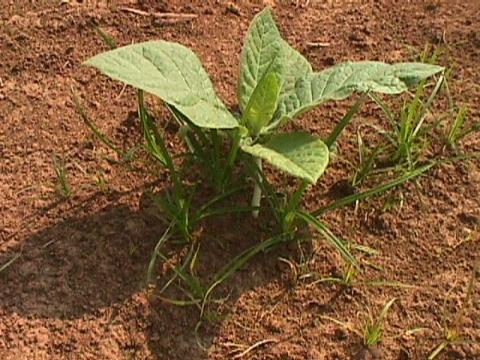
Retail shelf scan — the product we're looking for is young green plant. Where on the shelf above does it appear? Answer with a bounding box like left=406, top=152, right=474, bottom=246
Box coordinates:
left=52, top=155, right=71, bottom=199
left=85, top=8, right=442, bottom=205
left=323, top=298, right=397, bottom=348
left=444, top=103, right=480, bottom=151
left=83, top=7, right=443, bottom=292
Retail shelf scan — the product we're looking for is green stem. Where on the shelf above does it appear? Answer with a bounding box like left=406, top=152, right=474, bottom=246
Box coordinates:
left=282, top=180, right=309, bottom=232
left=285, top=180, right=309, bottom=214
left=251, top=157, right=262, bottom=218
left=222, top=129, right=241, bottom=188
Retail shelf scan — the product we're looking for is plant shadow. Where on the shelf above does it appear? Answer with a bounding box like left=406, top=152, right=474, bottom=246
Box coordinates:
left=0, top=192, right=324, bottom=359
left=0, top=203, right=163, bottom=320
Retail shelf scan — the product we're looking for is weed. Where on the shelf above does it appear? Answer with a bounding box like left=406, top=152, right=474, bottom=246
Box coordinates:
left=323, top=298, right=397, bottom=348
left=363, top=298, right=397, bottom=347
left=52, top=155, right=71, bottom=199
left=311, top=262, right=359, bottom=287
left=357, top=46, right=478, bottom=186
left=369, top=73, right=444, bottom=170
left=443, top=101, right=480, bottom=151
left=94, top=171, right=109, bottom=194
left=308, top=255, right=414, bottom=290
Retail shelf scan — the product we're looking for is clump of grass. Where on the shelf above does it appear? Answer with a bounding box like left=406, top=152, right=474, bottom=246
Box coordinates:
left=345, top=45, right=480, bottom=216
left=368, top=73, right=444, bottom=171
left=322, top=298, right=397, bottom=348
left=443, top=99, right=480, bottom=151
left=362, top=298, right=397, bottom=347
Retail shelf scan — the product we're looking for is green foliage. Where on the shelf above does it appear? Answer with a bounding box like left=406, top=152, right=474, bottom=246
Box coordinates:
left=368, top=74, right=444, bottom=169
left=242, top=70, right=281, bottom=136
left=271, top=62, right=443, bottom=131
left=237, top=9, right=312, bottom=112
left=242, top=132, right=329, bottom=183
left=323, top=298, right=397, bottom=349
left=346, top=48, right=480, bottom=205
left=363, top=298, right=397, bottom=347
left=86, top=41, right=238, bottom=129
left=82, top=8, right=445, bottom=312
left=445, top=104, right=480, bottom=150
left=85, top=8, right=442, bottom=188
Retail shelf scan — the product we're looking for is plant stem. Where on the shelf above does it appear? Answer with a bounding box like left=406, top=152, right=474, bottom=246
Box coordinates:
left=251, top=157, right=262, bottom=218
left=222, top=128, right=241, bottom=188
left=282, top=180, right=309, bottom=232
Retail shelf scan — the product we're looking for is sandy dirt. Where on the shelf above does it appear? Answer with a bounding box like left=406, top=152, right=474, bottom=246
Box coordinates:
left=0, top=0, right=479, bottom=359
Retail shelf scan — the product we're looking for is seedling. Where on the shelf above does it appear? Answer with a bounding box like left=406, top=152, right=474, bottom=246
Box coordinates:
left=52, top=155, right=71, bottom=199
left=443, top=102, right=480, bottom=151
left=363, top=298, right=397, bottom=347
left=310, top=262, right=359, bottom=288
left=94, top=171, right=109, bottom=194
left=308, top=254, right=414, bottom=290
left=351, top=128, right=384, bottom=187
left=323, top=298, right=397, bottom=348
left=85, top=7, right=442, bottom=209
left=81, top=8, right=443, bottom=303
left=279, top=247, right=320, bottom=288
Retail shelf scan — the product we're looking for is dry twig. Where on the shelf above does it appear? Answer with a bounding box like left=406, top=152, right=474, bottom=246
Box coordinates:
left=120, top=7, right=198, bottom=23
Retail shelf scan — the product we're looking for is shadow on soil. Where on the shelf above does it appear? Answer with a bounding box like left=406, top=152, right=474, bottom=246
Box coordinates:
left=0, top=203, right=162, bottom=319
left=0, top=192, right=327, bottom=359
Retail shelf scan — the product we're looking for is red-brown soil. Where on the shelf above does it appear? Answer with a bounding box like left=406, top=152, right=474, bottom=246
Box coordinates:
left=1, top=1, right=479, bottom=359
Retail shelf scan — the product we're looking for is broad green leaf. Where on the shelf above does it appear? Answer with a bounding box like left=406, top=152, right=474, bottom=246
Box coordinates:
left=238, top=8, right=282, bottom=112
left=271, top=61, right=444, bottom=128
left=277, top=38, right=312, bottom=101
left=243, top=71, right=281, bottom=135
left=241, top=132, right=329, bottom=183
left=238, top=8, right=312, bottom=112
left=85, top=41, right=238, bottom=129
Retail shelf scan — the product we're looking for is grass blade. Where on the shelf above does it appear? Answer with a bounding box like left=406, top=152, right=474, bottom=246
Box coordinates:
left=428, top=341, right=449, bottom=360
left=325, top=93, right=367, bottom=148
left=313, top=162, right=434, bottom=216
left=138, top=90, right=168, bottom=167
left=71, top=88, right=122, bottom=155
left=195, top=206, right=259, bottom=222
left=210, top=233, right=291, bottom=291
left=146, top=222, right=174, bottom=284
left=0, top=254, right=20, bottom=273
left=378, top=297, right=397, bottom=322
left=295, top=210, right=358, bottom=269
left=195, top=186, right=247, bottom=218
left=89, top=21, right=117, bottom=50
